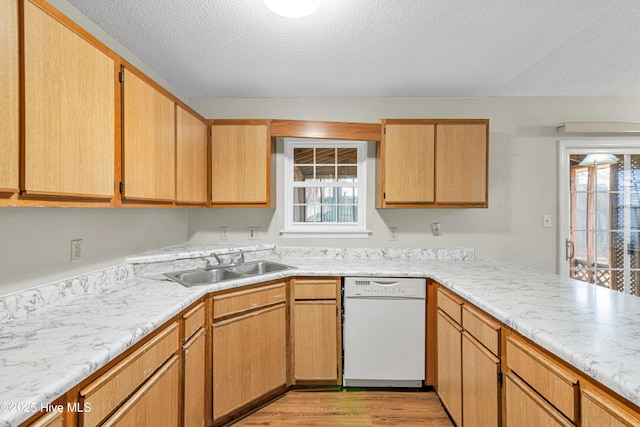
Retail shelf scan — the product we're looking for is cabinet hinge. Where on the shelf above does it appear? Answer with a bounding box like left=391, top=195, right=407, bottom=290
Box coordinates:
left=119, top=182, right=125, bottom=194
left=383, top=192, right=386, bottom=199
left=119, top=71, right=125, bottom=83
left=209, top=127, right=212, bottom=136
left=497, top=371, right=503, bottom=384
left=383, top=127, right=386, bottom=134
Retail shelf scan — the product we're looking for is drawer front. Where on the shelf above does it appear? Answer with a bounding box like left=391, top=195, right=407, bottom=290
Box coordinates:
left=213, top=282, right=286, bottom=319
left=27, top=410, right=63, bottom=427
left=294, top=279, right=338, bottom=300
left=505, top=372, right=574, bottom=427
left=79, top=322, right=179, bottom=427
left=183, top=301, right=205, bottom=342
left=506, top=336, right=579, bottom=423
left=437, top=287, right=462, bottom=324
left=462, top=304, right=501, bottom=357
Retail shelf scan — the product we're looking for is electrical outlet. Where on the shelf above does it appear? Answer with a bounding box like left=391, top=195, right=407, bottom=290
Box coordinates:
left=431, top=223, right=442, bottom=236
left=220, top=227, right=229, bottom=240
left=389, top=227, right=398, bottom=241
left=71, top=239, right=83, bottom=262
left=543, top=214, right=552, bottom=228
left=248, top=226, right=260, bottom=240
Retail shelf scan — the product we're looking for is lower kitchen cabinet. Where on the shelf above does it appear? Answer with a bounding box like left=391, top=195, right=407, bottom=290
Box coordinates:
left=505, top=372, right=573, bottom=427
left=292, top=278, right=341, bottom=384
left=26, top=410, right=63, bottom=427
left=78, top=322, right=180, bottom=427
left=581, top=387, right=640, bottom=427
left=461, top=332, right=499, bottom=427
left=211, top=284, right=287, bottom=421
left=437, top=309, right=463, bottom=425
left=182, top=326, right=206, bottom=427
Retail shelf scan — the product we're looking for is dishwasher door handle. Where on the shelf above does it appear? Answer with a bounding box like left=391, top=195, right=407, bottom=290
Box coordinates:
left=371, top=280, right=400, bottom=286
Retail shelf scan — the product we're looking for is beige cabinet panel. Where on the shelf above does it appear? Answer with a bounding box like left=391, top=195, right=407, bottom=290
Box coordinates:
left=212, top=304, right=286, bottom=420
left=582, top=387, right=640, bottom=427
left=176, top=106, right=207, bottom=204
left=183, top=329, right=206, bottom=427
left=24, top=1, right=115, bottom=198
left=380, top=123, right=435, bottom=204
left=123, top=69, right=175, bottom=201
left=462, top=332, right=500, bottom=427
left=436, top=310, right=462, bottom=426
left=436, top=123, right=487, bottom=204
left=27, top=409, right=63, bottom=427
left=505, top=372, right=574, bottom=427
left=102, top=355, right=180, bottom=427
left=294, top=301, right=339, bottom=382
left=211, top=122, right=271, bottom=206
left=0, top=0, right=19, bottom=193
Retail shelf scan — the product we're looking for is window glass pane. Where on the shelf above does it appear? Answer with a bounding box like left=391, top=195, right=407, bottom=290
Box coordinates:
left=321, top=187, right=336, bottom=204
left=631, top=270, right=640, bottom=296
left=294, top=148, right=314, bottom=164
left=304, top=205, right=321, bottom=222
left=338, top=187, right=356, bottom=204
left=294, top=165, right=314, bottom=182
left=316, top=166, right=335, bottom=181
left=574, top=168, right=589, bottom=191
left=337, top=148, right=357, bottom=164
left=338, top=205, right=358, bottom=222
left=322, top=205, right=336, bottom=222
left=316, top=148, right=335, bottom=165
left=630, top=232, right=640, bottom=269
left=293, top=205, right=305, bottom=222
left=338, top=166, right=357, bottom=182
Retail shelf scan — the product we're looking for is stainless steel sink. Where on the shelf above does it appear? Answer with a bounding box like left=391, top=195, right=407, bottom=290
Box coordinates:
left=225, top=261, right=294, bottom=276
left=163, top=260, right=296, bottom=287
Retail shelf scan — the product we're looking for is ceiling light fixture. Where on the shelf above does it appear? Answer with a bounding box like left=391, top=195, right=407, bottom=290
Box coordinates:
left=263, top=0, right=321, bottom=18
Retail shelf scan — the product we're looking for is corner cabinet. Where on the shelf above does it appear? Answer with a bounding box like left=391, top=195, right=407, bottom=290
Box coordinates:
left=0, top=0, right=19, bottom=195
left=377, top=119, right=489, bottom=208
left=23, top=1, right=115, bottom=200
left=210, top=120, right=274, bottom=207
left=121, top=68, right=175, bottom=203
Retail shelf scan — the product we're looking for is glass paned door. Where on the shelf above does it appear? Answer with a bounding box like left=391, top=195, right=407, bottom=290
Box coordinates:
left=565, top=150, right=640, bottom=295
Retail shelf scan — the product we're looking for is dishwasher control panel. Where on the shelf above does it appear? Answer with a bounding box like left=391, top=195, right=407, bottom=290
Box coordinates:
left=344, top=278, right=425, bottom=298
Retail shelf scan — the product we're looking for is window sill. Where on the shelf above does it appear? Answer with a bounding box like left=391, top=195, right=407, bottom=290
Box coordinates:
left=280, top=230, right=371, bottom=239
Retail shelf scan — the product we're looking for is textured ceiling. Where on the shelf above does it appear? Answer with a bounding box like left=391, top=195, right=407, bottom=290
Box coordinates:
left=65, top=0, right=640, bottom=98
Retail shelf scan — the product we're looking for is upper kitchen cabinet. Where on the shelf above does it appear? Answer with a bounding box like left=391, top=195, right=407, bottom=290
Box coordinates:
left=0, top=0, right=19, bottom=195
left=377, top=119, right=489, bottom=208
left=121, top=68, right=175, bottom=203
left=176, top=106, right=208, bottom=205
left=210, top=120, right=273, bottom=207
left=23, top=1, right=115, bottom=199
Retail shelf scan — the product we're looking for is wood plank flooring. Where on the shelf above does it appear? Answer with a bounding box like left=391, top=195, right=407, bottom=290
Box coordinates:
left=232, top=390, right=454, bottom=426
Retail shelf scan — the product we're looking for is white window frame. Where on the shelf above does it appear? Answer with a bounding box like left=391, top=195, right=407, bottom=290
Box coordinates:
left=281, top=138, right=370, bottom=238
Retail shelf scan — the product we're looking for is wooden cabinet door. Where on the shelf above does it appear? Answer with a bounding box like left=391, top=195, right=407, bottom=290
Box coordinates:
left=505, top=372, right=574, bottom=427
left=435, top=123, right=487, bottom=204
left=212, top=304, right=286, bottom=420
left=176, top=106, right=207, bottom=204
left=102, top=356, right=180, bottom=427
left=294, top=301, right=339, bottom=382
left=27, top=410, right=63, bottom=427
left=183, top=329, right=206, bottom=427
left=437, top=310, right=463, bottom=426
left=24, top=1, right=115, bottom=198
left=462, top=332, right=500, bottom=427
left=0, top=0, right=19, bottom=194
left=380, top=123, right=435, bottom=205
left=122, top=69, right=175, bottom=202
left=210, top=121, right=271, bottom=206
left=582, top=387, right=640, bottom=427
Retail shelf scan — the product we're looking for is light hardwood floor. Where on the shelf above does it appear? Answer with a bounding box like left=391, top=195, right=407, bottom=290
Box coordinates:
left=232, top=390, right=454, bottom=426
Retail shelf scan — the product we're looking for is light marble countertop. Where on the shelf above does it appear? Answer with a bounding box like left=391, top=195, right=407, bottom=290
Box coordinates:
left=2, top=246, right=640, bottom=426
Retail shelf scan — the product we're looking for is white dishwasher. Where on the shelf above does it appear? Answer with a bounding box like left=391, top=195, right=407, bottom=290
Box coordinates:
left=342, top=277, right=426, bottom=388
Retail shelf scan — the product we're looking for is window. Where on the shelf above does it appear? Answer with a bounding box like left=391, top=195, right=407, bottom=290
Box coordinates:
left=282, top=139, right=369, bottom=237
left=559, top=140, right=640, bottom=295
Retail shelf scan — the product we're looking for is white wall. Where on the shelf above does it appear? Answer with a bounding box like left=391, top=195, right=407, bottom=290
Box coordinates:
left=187, top=96, right=640, bottom=274
left=0, top=208, right=187, bottom=296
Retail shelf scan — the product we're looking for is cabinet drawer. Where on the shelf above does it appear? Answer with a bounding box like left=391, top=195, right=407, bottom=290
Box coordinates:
left=27, top=410, right=63, bottom=427
left=79, top=322, right=179, bottom=427
left=213, top=282, right=286, bottom=319
left=462, top=304, right=501, bottom=357
left=294, top=279, right=338, bottom=300
left=505, top=372, right=574, bottom=427
left=183, top=301, right=205, bottom=342
left=437, top=287, right=462, bottom=324
left=506, top=336, right=579, bottom=423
